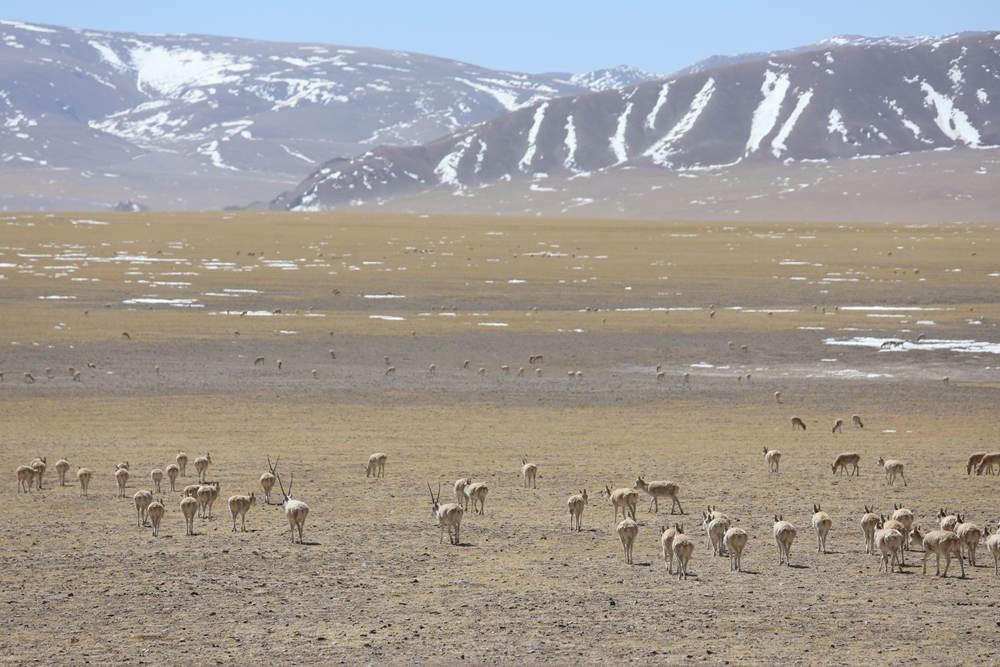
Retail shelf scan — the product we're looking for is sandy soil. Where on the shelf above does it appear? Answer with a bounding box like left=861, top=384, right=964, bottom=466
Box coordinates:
left=1, top=212, right=999, bottom=664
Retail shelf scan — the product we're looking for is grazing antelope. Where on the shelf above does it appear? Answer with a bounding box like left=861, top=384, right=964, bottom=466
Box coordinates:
left=197, top=482, right=220, bottom=519
left=762, top=448, right=781, bottom=473
left=150, top=468, right=164, bottom=494
left=724, top=527, right=749, bottom=572
left=365, top=452, right=387, bottom=478
left=861, top=506, right=879, bottom=554
left=254, top=356, right=265, bottom=366
left=633, top=476, right=683, bottom=514
left=831, top=452, right=861, bottom=477
left=966, top=452, right=986, bottom=475
left=260, top=458, right=278, bottom=504
left=30, top=457, right=46, bottom=490
left=832, top=418, right=843, bottom=434
left=602, top=485, right=639, bottom=523
left=176, top=451, right=188, bottom=476
left=791, top=416, right=807, bottom=431
left=454, top=477, right=472, bottom=510
left=180, top=496, right=198, bottom=536
left=76, top=468, right=92, bottom=495
left=23, top=372, right=35, bottom=383
left=54, top=458, right=70, bottom=486
left=147, top=498, right=165, bottom=537
left=133, top=490, right=153, bottom=527
left=521, top=456, right=537, bottom=488
left=616, top=518, right=639, bottom=564
left=672, top=526, right=695, bottom=579
left=773, top=515, right=797, bottom=566
left=428, top=483, right=462, bottom=545
left=876, top=457, right=906, bottom=486
left=852, top=414, right=864, bottom=428
left=115, top=466, right=129, bottom=498
left=16, top=465, right=35, bottom=493
left=567, top=489, right=588, bottom=531
left=465, top=482, right=488, bottom=516
left=922, top=530, right=965, bottom=578
left=165, top=464, right=180, bottom=491
left=194, top=453, right=212, bottom=483
left=277, top=470, right=310, bottom=544
left=812, top=504, right=832, bottom=554
left=976, top=452, right=1000, bottom=475
left=228, top=492, right=256, bottom=532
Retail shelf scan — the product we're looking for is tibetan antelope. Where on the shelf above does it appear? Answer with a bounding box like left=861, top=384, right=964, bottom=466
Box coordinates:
left=196, top=482, right=220, bottom=518
left=967, top=452, right=986, bottom=475
left=811, top=504, right=832, bottom=554
left=276, top=470, right=309, bottom=544
left=16, top=465, right=35, bottom=493
left=150, top=468, right=164, bottom=494
left=976, top=452, right=1000, bottom=475
left=454, top=477, right=471, bottom=510
left=832, top=452, right=861, bottom=477
left=791, top=416, right=807, bottom=431
left=166, top=464, right=179, bottom=491
left=616, top=518, right=638, bottom=564
left=228, top=492, right=256, bottom=532
left=180, top=496, right=198, bottom=536
left=633, top=476, right=683, bottom=514
left=876, top=457, right=906, bottom=486
left=568, top=489, right=588, bottom=531
left=773, top=515, right=797, bottom=566
left=428, top=483, right=463, bottom=545
left=76, top=468, right=92, bottom=495
left=134, top=490, right=153, bottom=527
left=521, top=456, right=537, bottom=488
left=861, top=506, right=879, bottom=554
left=602, top=485, right=638, bottom=523
left=832, top=418, right=843, bottom=434
left=922, top=529, right=965, bottom=578
left=465, top=482, right=488, bottom=516
left=176, top=451, right=188, bottom=476
left=194, top=453, right=212, bottom=483
left=54, top=458, right=70, bottom=486
left=763, top=448, right=781, bottom=473
left=672, top=526, right=695, bottom=579
left=30, top=457, right=46, bottom=490
left=147, top=498, right=165, bottom=537
left=724, top=527, right=749, bottom=572
left=115, top=466, right=129, bottom=498
left=366, top=452, right=387, bottom=478
left=260, top=458, right=278, bottom=504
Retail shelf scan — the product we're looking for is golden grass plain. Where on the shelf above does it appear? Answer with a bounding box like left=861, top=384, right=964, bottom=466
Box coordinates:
left=2, top=212, right=999, bottom=663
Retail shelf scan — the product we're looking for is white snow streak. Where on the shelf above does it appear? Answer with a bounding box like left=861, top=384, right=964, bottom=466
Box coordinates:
left=645, top=82, right=670, bottom=130
left=89, top=41, right=127, bottom=72
left=434, top=134, right=474, bottom=186
left=563, top=115, right=580, bottom=171
left=643, top=77, right=715, bottom=166
left=518, top=102, right=548, bottom=172
left=610, top=102, right=633, bottom=164
left=918, top=81, right=981, bottom=146
left=129, top=45, right=253, bottom=98
left=771, top=89, right=812, bottom=158
left=827, top=108, right=849, bottom=142
left=746, top=71, right=791, bottom=155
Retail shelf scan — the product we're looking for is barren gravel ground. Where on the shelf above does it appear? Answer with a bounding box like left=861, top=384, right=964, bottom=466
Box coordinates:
left=1, top=212, right=998, bottom=664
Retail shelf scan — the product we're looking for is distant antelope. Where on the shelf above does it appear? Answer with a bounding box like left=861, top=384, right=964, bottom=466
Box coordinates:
left=194, top=452, right=212, bottom=483
left=832, top=418, right=843, bottom=434
left=134, top=490, right=153, bottom=527
left=54, top=458, right=70, bottom=486
left=115, top=466, right=129, bottom=498
left=811, top=504, right=832, bottom=554
left=261, top=458, right=279, bottom=504
left=366, top=452, right=387, bottom=478
left=985, top=527, right=1000, bottom=576
left=384, top=366, right=396, bottom=376
left=791, top=416, right=806, bottom=431
left=23, top=372, right=35, bottom=383
left=176, top=451, right=188, bottom=476
left=428, top=483, right=462, bottom=545
left=16, top=465, right=35, bottom=493
left=521, top=456, right=537, bottom=488
left=633, top=476, right=683, bottom=514
left=454, top=477, right=471, bottom=510
left=831, top=452, right=861, bottom=477
left=976, top=452, right=1000, bottom=475
left=616, top=518, right=639, bottom=564
left=529, top=355, right=543, bottom=365
left=180, top=496, right=198, bottom=536
left=166, top=464, right=180, bottom=491
left=197, top=482, right=220, bottom=518
left=465, top=482, right=488, bottom=516
left=602, top=485, right=639, bottom=523
left=852, top=414, right=864, bottom=428
left=277, top=470, right=309, bottom=544
left=762, top=448, right=781, bottom=473
left=254, top=356, right=265, bottom=366
left=876, top=457, right=906, bottom=486
left=147, top=498, right=165, bottom=537
left=150, top=468, right=164, bottom=494
left=76, top=468, right=92, bottom=495
left=30, top=457, right=46, bottom=489
left=774, top=391, right=782, bottom=404
left=567, top=489, right=588, bottom=531
left=228, top=492, right=256, bottom=532
left=967, top=452, right=986, bottom=475
left=773, top=515, right=797, bottom=566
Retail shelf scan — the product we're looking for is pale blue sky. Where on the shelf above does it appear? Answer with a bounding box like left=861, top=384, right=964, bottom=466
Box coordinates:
left=3, top=1, right=996, bottom=75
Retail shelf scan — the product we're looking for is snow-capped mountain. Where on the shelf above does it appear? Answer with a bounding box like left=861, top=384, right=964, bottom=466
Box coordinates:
left=0, top=19, right=657, bottom=209
left=568, top=65, right=661, bottom=91
left=272, top=31, right=1000, bottom=211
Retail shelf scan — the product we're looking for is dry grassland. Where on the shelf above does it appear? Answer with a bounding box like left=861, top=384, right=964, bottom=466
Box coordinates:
left=1, top=212, right=999, bottom=664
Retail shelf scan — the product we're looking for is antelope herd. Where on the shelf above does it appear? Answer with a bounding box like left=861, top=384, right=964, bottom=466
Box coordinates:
left=11, top=443, right=1000, bottom=582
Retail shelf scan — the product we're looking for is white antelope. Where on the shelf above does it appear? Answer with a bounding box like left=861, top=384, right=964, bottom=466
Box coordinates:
left=197, top=482, right=220, bottom=519
left=874, top=521, right=904, bottom=573
left=115, top=466, right=129, bottom=498
left=428, top=483, right=463, bottom=545
left=150, top=468, right=164, bottom=494
left=366, top=452, right=387, bottom=478
left=180, top=496, right=198, bottom=536
left=16, top=465, right=35, bottom=493
left=921, top=530, right=965, bottom=578
left=831, top=452, right=861, bottom=477
left=277, top=470, right=309, bottom=544
left=133, top=490, right=153, bottom=527
left=521, top=456, right=537, bottom=488
left=602, top=485, right=638, bottom=523
left=811, top=504, right=832, bottom=554
left=76, top=468, right=92, bottom=495
left=166, top=464, right=180, bottom=491
left=228, top=492, right=256, bottom=532
left=194, top=452, right=212, bottom=483
left=54, top=458, right=70, bottom=486
left=30, top=457, right=46, bottom=489
left=861, top=506, right=879, bottom=555
left=975, top=452, right=1000, bottom=475
left=616, top=518, right=638, bottom=564
left=567, top=489, right=588, bottom=531
left=260, top=461, right=278, bottom=504
left=454, top=477, right=471, bottom=510
left=176, top=451, right=188, bottom=476
left=672, top=526, right=695, bottom=579
left=633, top=476, right=683, bottom=514
left=465, top=482, right=488, bottom=516
left=955, top=516, right=982, bottom=566
left=147, top=498, right=165, bottom=537
left=773, top=515, right=797, bottom=566
left=762, top=448, right=781, bottom=473
left=724, top=527, right=749, bottom=572
left=876, top=457, right=906, bottom=486
left=890, top=504, right=914, bottom=550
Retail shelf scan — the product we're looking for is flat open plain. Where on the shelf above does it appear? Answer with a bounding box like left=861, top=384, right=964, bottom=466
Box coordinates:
left=1, top=212, right=999, bottom=664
